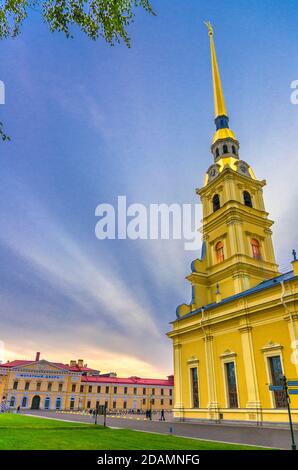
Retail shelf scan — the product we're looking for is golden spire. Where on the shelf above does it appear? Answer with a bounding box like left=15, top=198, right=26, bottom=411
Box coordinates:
left=204, top=22, right=237, bottom=146
left=204, top=21, right=227, bottom=117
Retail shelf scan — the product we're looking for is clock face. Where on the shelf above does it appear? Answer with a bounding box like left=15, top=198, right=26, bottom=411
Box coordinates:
left=209, top=167, right=217, bottom=177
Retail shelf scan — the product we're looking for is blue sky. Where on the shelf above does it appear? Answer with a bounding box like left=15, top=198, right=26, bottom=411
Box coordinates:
left=0, top=0, right=297, bottom=376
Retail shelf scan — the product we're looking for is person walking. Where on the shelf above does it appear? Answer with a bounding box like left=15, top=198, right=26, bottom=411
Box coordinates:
left=160, top=408, right=165, bottom=421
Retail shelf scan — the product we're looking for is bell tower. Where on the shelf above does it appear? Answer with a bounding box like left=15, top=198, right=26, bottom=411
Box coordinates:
left=177, top=24, right=279, bottom=317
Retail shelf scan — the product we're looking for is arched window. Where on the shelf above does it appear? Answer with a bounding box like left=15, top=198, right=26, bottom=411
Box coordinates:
left=216, top=241, right=224, bottom=263
left=44, top=397, right=50, bottom=410
left=232, top=145, right=236, bottom=155
left=21, top=396, right=27, bottom=408
left=55, top=397, right=62, bottom=410
left=243, top=191, right=253, bottom=208
left=251, top=239, right=261, bottom=260
left=215, top=148, right=220, bottom=158
left=70, top=397, right=75, bottom=410
left=223, top=144, right=228, bottom=154
left=213, top=194, right=220, bottom=212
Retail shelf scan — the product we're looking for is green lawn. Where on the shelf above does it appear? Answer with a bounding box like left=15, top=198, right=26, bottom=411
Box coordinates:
left=0, top=414, right=266, bottom=450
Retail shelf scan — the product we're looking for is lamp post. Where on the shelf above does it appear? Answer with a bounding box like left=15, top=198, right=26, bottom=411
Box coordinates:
left=282, top=376, right=296, bottom=451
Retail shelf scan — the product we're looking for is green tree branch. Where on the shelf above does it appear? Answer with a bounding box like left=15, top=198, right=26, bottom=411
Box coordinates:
left=0, top=0, right=155, bottom=141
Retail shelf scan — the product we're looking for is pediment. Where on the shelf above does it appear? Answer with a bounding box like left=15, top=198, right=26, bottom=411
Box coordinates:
left=16, top=360, right=69, bottom=373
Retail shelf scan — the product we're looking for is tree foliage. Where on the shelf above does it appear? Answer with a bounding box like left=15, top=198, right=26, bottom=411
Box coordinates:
left=0, top=0, right=155, bottom=46
left=0, top=0, right=155, bottom=141
left=0, top=121, right=11, bottom=140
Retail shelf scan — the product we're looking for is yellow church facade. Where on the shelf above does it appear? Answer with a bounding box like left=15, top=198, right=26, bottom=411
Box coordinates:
left=167, top=24, right=298, bottom=424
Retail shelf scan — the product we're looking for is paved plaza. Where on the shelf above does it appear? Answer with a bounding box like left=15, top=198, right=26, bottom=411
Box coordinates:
left=23, top=410, right=298, bottom=450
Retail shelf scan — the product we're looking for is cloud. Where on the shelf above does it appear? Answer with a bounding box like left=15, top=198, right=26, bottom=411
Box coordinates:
left=0, top=182, right=174, bottom=375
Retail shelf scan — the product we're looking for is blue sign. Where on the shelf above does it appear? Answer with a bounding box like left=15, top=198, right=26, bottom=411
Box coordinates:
left=289, top=389, right=298, bottom=395
left=16, top=373, right=65, bottom=380
left=269, top=385, right=284, bottom=391
left=288, top=380, right=298, bottom=387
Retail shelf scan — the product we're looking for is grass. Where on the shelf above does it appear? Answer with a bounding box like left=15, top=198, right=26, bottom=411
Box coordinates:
left=0, top=414, right=267, bottom=450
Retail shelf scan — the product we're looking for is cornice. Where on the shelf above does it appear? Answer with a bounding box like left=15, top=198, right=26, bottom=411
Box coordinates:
left=168, top=288, right=298, bottom=337
left=220, top=349, right=237, bottom=359
left=197, top=167, right=266, bottom=196
left=261, top=341, right=284, bottom=353
left=202, top=203, right=271, bottom=229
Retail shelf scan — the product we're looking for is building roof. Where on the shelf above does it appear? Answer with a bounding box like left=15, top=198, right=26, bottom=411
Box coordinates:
left=176, top=270, right=296, bottom=322
left=82, top=375, right=174, bottom=386
left=0, top=359, right=174, bottom=386
left=0, top=359, right=96, bottom=373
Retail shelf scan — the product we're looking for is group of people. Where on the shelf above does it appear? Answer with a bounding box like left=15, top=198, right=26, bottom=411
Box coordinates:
left=145, top=408, right=165, bottom=421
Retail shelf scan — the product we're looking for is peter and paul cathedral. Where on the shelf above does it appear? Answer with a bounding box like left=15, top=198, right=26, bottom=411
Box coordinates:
left=167, top=23, right=298, bottom=423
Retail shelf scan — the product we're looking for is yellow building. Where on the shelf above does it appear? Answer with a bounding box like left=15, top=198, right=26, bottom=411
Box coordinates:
left=167, top=23, right=298, bottom=424
left=0, top=353, right=173, bottom=412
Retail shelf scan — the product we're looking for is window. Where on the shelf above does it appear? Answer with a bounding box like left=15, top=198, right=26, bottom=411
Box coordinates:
left=114, top=387, right=117, bottom=394
left=151, top=398, right=155, bottom=405
left=21, top=396, right=27, bottom=408
left=215, top=148, right=220, bottom=158
left=225, top=362, right=238, bottom=408
left=48, top=382, right=53, bottom=392
left=268, top=356, right=287, bottom=408
left=105, top=386, right=109, bottom=394
left=232, top=145, right=236, bottom=155
left=243, top=191, right=253, bottom=208
left=151, top=388, right=155, bottom=396
left=251, top=238, right=261, bottom=260
left=80, top=385, right=84, bottom=393
left=169, top=389, right=172, bottom=396
left=44, top=397, right=50, bottom=410
left=72, top=384, right=76, bottom=393
left=143, top=388, right=146, bottom=395
left=87, top=400, right=91, bottom=408
left=70, top=397, right=75, bottom=410
left=55, top=397, right=61, bottom=410
left=113, top=400, right=116, bottom=409
left=36, top=382, right=41, bottom=391
left=216, top=241, right=224, bottom=263
left=223, top=144, right=228, bottom=154
left=124, top=387, right=127, bottom=395
left=88, top=385, right=92, bottom=393
left=13, top=381, right=18, bottom=390
left=169, top=399, right=173, bottom=406
left=25, top=381, right=30, bottom=391
left=212, top=194, right=220, bottom=212
left=10, top=396, right=16, bottom=407
left=190, top=367, right=199, bottom=408
left=142, top=398, right=146, bottom=405
left=97, top=386, right=101, bottom=393
left=161, top=388, right=164, bottom=396
left=133, top=388, right=137, bottom=395
left=58, top=383, right=63, bottom=392
left=161, top=399, right=164, bottom=405
left=123, top=401, right=127, bottom=409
